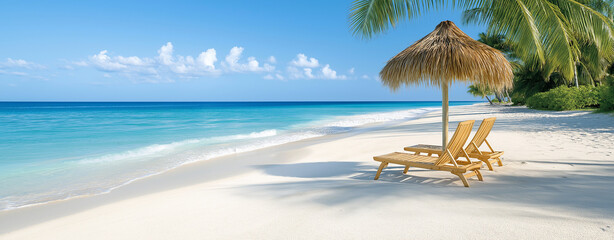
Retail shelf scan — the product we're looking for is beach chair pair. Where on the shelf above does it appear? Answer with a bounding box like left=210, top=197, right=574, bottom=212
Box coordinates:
left=373, top=117, right=503, bottom=187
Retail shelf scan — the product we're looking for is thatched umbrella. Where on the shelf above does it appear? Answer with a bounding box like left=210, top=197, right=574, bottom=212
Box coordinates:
left=381, top=20, right=513, bottom=150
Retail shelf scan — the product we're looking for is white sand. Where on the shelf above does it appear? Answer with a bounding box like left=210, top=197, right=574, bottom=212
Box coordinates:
left=1, top=104, right=613, bottom=239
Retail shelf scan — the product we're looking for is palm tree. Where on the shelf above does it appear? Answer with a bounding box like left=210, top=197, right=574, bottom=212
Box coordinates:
left=586, top=0, right=614, bottom=19
left=467, top=84, right=495, bottom=105
left=476, top=32, right=512, bottom=55
left=477, top=32, right=516, bottom=100
left=349, top=0, right=614, bottom=83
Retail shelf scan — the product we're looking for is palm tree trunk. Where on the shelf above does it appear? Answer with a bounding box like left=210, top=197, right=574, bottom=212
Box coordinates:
left=574, top=63, right=579, bottom=88
left=485, top=96, right=493, bottom=105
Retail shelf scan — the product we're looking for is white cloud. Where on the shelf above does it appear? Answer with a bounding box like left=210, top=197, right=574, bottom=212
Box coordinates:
left=321, top=64, right=346, bottom=80
left=90, top=50, right=130, bottom=71
left=197, top=48, right=217, bottom=70
left=290, top=54, right=319, bottom=68
left=225, top=46, right=243, bottom=69
left=303, top=68, right=314, bottom=79
left=158, top=42, right=174, bottom=65
left=6, top=58, right=28, bottom=67
left=60, top=60, right=87, bottom=70
left=1, top=58, right=45, bottom=69
left=73, top=43, right=280, bottom=82
left=62, top=60, right=89, bottom=70
left=284, top=55, right=348, bottom=80
left=79, top=42, right=227, bottom=82
left=0, top=69, right=28, bottom=76
left=89, top=50, right=157, bottom=75
left=268, top=56, right=277, bottom=64
left=247, top=57, right=260, bottom=71
left=117, top=56, right=148, bottom=66
left=263, top=73, right=284, bottom=80
left=361, top=74, right=370, bottom=79
left=72, top=61, right=88, bottom=67
left=0, top=58, right=48, bottom=80
left=156, top=42, right=219, bottom=75
left=68, top=44, right=362, bottom=82
left=287, top=66, right=304, bottom=79
left=223, top=46, right=274, bottom=73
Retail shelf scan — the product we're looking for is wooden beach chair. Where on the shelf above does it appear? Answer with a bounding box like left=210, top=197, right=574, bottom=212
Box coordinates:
left=404, top=117, right=504, bottom=171
left=373, top=120, right=483, bottom=187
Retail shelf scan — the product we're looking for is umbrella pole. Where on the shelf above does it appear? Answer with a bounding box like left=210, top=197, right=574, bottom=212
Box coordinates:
left=442, top=84, right=449, bottom=152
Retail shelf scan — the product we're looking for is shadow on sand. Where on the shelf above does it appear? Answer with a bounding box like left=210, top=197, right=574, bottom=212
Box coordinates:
left=247, top=159, right=614, bottom=217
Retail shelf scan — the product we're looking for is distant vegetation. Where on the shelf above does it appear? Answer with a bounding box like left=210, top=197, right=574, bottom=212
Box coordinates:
left=349, top=0, right=614, bottom=111
left=470, top=2, right=614, bottom=111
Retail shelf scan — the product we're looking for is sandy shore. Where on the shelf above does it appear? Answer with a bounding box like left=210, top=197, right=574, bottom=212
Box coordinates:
left=1, top=104, right=613, bottom=239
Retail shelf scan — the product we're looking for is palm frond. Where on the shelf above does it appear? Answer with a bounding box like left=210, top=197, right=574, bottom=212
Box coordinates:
left=553, top=0, right=614, bottom=56
left=349, top=0, right=456, bottom=38
left=535, top=0, right=578, bottom=79
left=465, top=0, right=546, bottom=64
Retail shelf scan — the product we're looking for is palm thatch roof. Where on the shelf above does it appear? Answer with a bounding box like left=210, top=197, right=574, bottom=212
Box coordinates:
left=380, top=21, right=513, bottom=91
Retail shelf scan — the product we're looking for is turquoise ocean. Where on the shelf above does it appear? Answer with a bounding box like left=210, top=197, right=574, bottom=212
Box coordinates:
left=0, top=101, right=477, bottom=210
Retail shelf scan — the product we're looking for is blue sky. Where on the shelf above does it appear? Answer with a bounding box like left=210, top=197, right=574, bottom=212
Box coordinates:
left=0, top=0, right=488, bottom=101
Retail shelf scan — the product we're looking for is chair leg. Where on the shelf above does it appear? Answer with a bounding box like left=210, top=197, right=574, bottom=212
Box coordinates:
left=475, top=170, right=483, bottom=181
left=403, top=165, right=410, bottom=174
left=457, top=173, right=470, bottom=187
left=483, top=159, right=494, bottom=171
left=496, top=157, right=503, bottom=166
left=374, top=162, right=388, bottom=180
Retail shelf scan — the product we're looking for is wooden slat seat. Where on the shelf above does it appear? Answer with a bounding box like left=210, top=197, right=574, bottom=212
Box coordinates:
left=468, top=151, right=503, bottom=159
left=374, top=152, right=482, bottom=174
left=374, top=152, right=439, bottom=165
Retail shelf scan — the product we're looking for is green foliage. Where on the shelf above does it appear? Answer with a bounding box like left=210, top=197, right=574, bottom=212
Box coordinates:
left=511, top=92, right=527, bottom=105
left=526, top=86, right=602, bottom=110
left=599, top=76, right=614, bottom=111
left=467, top=84, right=493, bottom=97
left=467, top=84, right=495, bottom=104
left=476, top=33, right=513, bottom=54
left=510, top=63, right=569, bottom=105
left=349, top=0, right=614, bottom=84
left=348, top=1, right=614, bottom=107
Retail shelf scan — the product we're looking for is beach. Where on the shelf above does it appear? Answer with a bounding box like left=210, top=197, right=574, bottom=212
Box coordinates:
left=1, top=103, right=613, bottom=239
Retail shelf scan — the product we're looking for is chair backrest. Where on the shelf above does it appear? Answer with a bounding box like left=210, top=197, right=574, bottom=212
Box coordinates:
left=435, top=120, right=475, bottom=166
left=464, top=117, right=496, bottom=153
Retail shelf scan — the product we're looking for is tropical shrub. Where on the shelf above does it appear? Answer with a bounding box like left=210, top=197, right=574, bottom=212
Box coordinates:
left=511, top=64, right=568, bottom=106
left=526, top=86, right=602, bottom=111
left=600, top=77, right=614, bottom=111
left=511, top=93, right=526, bottom=106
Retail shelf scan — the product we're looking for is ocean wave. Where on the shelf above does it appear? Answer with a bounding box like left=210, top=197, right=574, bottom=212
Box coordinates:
left=182, top=131, right=324, bottom=165
left=323, top=107, right=437, bottom=128
left=75, top=129, right=278, bottom=165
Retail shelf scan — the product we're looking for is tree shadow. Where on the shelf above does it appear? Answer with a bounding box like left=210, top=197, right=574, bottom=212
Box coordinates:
left=257, top=162, right=370, bottom=178
left=242, top=159, right=614, bottom=217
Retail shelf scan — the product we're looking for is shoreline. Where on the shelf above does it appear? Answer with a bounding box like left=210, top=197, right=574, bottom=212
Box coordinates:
left=0, top=104, right=442, bottom=212
left=0, top=104, right=441, bottom=231
left=0, top=102, right=449, bottom=212
left=2, top=104, right=613, bottom=239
